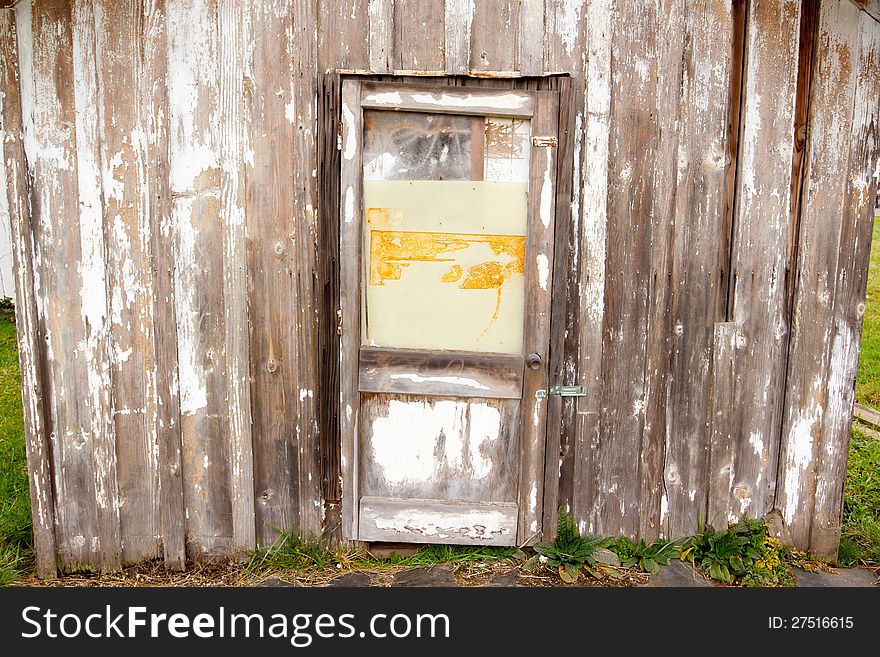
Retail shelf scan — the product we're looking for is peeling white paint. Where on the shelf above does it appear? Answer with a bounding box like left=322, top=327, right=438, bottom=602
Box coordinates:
left=536, top=253, right=549, bottom=291
left=342, top=102, right=356, bottom=160
left=364, top=91, right=401, bottom=105
left=409, top=91, right=529, bottom=111
left=388, top=373, right=490, bottom=391
left=344, top=185, right=354, bottom=224
left=748, top=431, right=764, bottom=457
left=782, top=414, right=818, bottom=525
left=369, top=507, right=511, bottom=541
left=370, top=399, right=500, bottom=485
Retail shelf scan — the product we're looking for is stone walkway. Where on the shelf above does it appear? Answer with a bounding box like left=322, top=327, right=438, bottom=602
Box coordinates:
left=256, top=562, right=879, bottom=588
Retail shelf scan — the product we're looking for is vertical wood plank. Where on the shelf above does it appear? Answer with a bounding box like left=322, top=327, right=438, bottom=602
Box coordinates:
left=27, top=0, right=123, bottom=572
left=318, top=0, right=369, bottom=72
left=569, top=0, right=611, bottom=537
left=540, top=0, right=585, bottom=536
left=0, top=7, right=56, bottom=578
left=218, top=0, right=255, bottom=553
left=167, top=0, right=233, bottom=558
left=393, top=0, right=444, bottom=72
left=518, top=90, right=559, bottom=543
left=92, top=0, right=160, bottom=565
left=143, top=0, right=185, bottom=569
left=339, top=79, right=362, bottom=539
left=443, top=0, right=473, bottom=74
left=662, top=0, right=735, bottom=539
left=519, top=0, right=544, bottom=76
left=470, top=0, right=519, bottom=73
left=638, top=0, right=686, bottom=541
left=368, top=0, right=393, bottom=73
left=594, top=1, right=659, bottom=538
left=291, top=0, right=323, bottom=541
left=776, top=0, right=862, bottom=551
left=724, top=0, right=801, bottom=524
left=809, top=10, right=880, bottom=557
left=707, top=322, right=745, bottom=529
left=248, top=0, right=322, bottom=545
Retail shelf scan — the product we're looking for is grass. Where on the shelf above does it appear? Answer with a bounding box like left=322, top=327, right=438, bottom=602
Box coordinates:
left=0, top=314, right=33, bottom=585
left=838, top=425, right=880, bottom=566
left=856, top=217, right=880, bottom=409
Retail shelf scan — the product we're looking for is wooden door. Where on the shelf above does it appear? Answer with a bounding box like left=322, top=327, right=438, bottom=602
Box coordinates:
left=339, top=81, right=559, bottom=546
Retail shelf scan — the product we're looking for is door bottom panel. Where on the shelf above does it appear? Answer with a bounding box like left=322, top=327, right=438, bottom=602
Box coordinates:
left=358, top=496, right=518, bottom=545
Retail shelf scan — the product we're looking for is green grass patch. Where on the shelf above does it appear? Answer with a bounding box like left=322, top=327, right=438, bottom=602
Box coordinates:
left=839, top=426, right=880, bottom=566
left=0, top=317, right=33, bottom=585
left=856, top=218, right=880, bottom=408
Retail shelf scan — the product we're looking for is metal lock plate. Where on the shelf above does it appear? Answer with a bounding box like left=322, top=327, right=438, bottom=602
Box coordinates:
left=535, top=385, right=588, bottom=399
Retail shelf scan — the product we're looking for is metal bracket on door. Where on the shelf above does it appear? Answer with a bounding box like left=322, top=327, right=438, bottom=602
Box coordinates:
left=535, top=386, right=588, bottom=399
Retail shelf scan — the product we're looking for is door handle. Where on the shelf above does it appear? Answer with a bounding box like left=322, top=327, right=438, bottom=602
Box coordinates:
left=526, top=353, right=542, bottom=370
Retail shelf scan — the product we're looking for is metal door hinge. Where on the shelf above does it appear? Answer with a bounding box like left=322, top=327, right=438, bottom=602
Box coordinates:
left=535, top=385, right=587, bottom=399
left=336, top=308, right=343, bottom=335
left=532, top=136, right=558, bottom=148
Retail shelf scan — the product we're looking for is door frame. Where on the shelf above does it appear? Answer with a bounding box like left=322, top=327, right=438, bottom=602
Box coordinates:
left=338, top=80, right=560, bottom=545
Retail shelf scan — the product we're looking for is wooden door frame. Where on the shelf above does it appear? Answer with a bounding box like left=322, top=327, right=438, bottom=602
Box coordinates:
left=338, top=79, right=560, bottom=545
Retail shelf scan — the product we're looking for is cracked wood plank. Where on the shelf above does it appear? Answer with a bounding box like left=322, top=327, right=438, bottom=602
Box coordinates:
left=0, top=7, right=56, bottom=578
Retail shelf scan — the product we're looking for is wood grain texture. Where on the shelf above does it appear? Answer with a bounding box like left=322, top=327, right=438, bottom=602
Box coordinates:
left=394, top=0, right=443, bottom=72
left=218, top=0, right=255, bottom=554
left=541, top=75, right=575, bottom=540
left=358, top=496, right=517, bottom=545
left=519, top=0, right=544, bottom=76
left=661, top=1, right=736, bottom=540
left=0, top=7, right=56, bottom=578
left=707, top=322, right=745, bottom=529
left=92, top=0, right=160, bottom=565
left=637, top=0, right=685, bottom=542
left=358, top=393, right=520, bottom=502
left=246, top=0, right=321, bottom=546
left=339, top=79, right=364, bottom=539
left=593, top=2, right=659, bottom=539
left=142, top=0, right=185, bottom=570
left=724, top=0, right=801, bottom=524
left=318, top=0, right=369, bottom=72
left=368, top=0, right=393, bottom=73
left=443, top=0, right=473, bottom=74
left=810, top=11, right=880, bottom=556
left=517, top=90, right=558, bottom=543
left=850, top=0, right=880, bottom=22
left=167, top=0, right=233, bottom=558
left=470, top=0, right=519, bottom=74
left=22, top=0, right=123, bottom=572
left=777, top=0, right=878, bottom=556
left=566, top=0, right=611, bottom=538
left=358, top=347, right=524, bottom=399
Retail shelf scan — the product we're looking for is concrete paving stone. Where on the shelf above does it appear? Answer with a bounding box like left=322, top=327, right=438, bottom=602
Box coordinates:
left=638, top=560, right=716, bottom=587
left=326, top=571, right=374, bottom=587
left=793, top=567, right=878, bottom=587
left=255, top=576, right=298, bottom=587
left=391, top=566, right=457, bottom=587
left=484, top=569, right=525, bottom=587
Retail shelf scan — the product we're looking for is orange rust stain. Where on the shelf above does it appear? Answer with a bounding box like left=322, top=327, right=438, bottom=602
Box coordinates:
left=366, top=207, right=391, bottom=228
left=440, top=264, right=463, bottom=282
left=369, top=227, right=525, bottom=336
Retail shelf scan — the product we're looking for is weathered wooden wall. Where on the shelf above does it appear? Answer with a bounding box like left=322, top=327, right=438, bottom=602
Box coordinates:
left=1, top=0, right=878, bottom=574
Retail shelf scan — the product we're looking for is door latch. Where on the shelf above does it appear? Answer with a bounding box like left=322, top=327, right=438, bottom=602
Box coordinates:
left=535, top=385, right=588, bottom=399
left=532, top=136, right=558, bottom=148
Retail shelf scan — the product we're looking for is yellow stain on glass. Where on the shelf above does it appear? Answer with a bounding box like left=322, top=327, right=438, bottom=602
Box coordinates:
left=369, top=226, right=525, bottom=335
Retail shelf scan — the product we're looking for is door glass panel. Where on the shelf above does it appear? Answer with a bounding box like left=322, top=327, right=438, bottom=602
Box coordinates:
left=362, top=110, right=530, bottom=354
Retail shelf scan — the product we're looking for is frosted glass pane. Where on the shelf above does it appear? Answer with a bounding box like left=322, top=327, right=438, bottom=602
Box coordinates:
left=363, top=180, right=527, bottom=353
